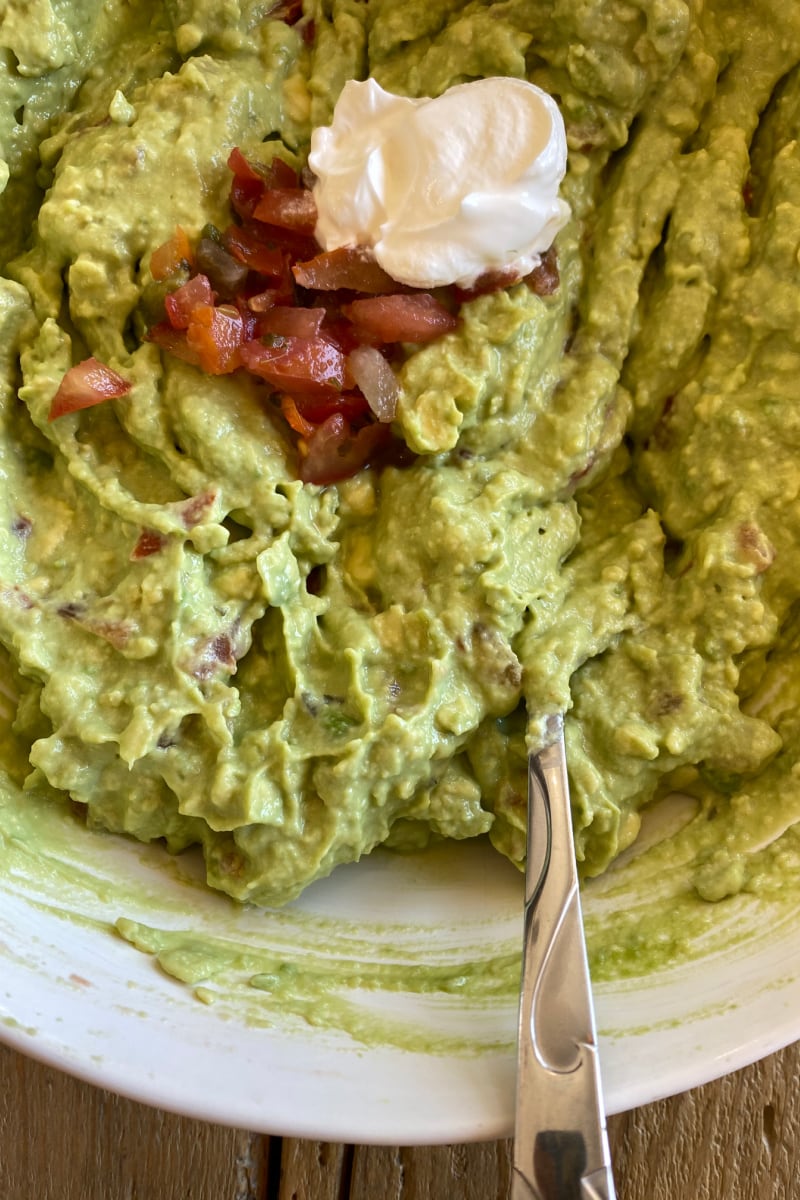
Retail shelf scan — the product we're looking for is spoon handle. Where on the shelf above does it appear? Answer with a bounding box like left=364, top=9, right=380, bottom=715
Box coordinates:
left=512, top=715, right=616, bottom=1200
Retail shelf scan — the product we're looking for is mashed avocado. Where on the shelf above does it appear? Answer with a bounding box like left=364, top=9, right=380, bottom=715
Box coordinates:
left=1, top=0, right=800, bottom=908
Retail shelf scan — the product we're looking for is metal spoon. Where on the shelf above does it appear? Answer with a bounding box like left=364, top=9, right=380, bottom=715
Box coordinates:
left=511, top=713, right=617, bottom=1200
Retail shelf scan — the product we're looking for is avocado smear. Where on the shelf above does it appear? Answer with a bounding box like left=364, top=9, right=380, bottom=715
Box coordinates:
left=2, top=0, right=800, bottom=910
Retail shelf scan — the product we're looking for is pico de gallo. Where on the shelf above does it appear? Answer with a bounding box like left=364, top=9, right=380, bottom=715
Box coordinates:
left=48, top=147, right=559, bottom=485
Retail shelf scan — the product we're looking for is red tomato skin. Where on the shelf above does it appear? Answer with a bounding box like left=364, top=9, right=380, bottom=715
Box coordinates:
left=342, top=294, right=459, bottom=343
left=300, top=415, right=392, bottom=485
left=48, top=357, right=131, bottom=421
left=257, top=306, right=325, bottom=339
left=146, top=321, right=202, bottom=367
left=224, top=226, right=285, bottom=277
left=227, top=147, right=263, bottom=183
left=252, top=188, right=318, bottom=234
left=165, top=274, right=215, bottom=330
left=150, top=226, right=194, bottom=281
left=292, top=390, right=370, bottom=424
left=186, top=305, right=247, bottom=374
left=292, top=246, right=399, bottom=294
left=239, top=335, right=351, bottom=397
left=241, top=218, right=320, bottom=264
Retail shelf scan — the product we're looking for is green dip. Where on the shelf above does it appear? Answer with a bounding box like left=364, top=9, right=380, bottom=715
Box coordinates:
left=2, top=0, right=800, bottom=916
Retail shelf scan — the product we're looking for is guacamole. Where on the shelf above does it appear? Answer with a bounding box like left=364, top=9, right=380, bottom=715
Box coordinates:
left=1, top=0, right=800, bottom=909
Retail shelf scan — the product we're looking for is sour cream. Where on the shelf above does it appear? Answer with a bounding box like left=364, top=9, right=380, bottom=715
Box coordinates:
left=308, top=77, right=570, bottom=289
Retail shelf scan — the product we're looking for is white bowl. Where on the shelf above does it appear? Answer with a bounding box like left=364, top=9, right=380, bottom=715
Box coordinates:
left=2, top=785, right=799, bottom=1143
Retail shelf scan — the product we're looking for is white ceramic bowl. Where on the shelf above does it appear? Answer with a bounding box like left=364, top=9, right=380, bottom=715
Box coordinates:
left=2, top=785, right=799, bottom=1143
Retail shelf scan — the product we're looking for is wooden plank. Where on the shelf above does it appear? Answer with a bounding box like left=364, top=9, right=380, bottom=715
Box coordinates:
left=347, top=1141, right=513, bottom=1199
left=277, top=1138, right=351, bottom=1200
left=606, top=1041, right=800, bottom=1200
left=0, top=1044, right=268, bottom=1200
left=3, top=1040, right=800, bottom=1198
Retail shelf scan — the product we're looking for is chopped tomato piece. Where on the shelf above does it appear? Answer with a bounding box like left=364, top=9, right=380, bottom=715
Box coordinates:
left=48, top=357, right=131, bottom=421
left=292, top=390, right=370, bottom=424
left=246, top=290, right=281, bottom=313
left=230, top=175, right=264, bottom=221
left=316, top=313, right=367, bottom=355
left=164, top=273, right=215, bottom=330
left=240, top=335, right=352, bottom=397
left=240, top=218, right=320, bottom=264
left=178, top=489, right=218, bottom=528
left=252, top=187, right=318, bottom=234
left=235, top=302, right=260, bottom=342
left=257, top=305, right=325, bottom=339
left=146, top=321, right=202, bottom=367
left=452, top=265, right=523, bottom=303
left=224, top=225, right=285, bottom=277
left=292, top=246, right=399, bottom=294
left=269, top=0, right=304, bottom=24
left=300, top=414, right=392, bottom=485
left=227, top=147, right=264, bottom=184
left=280, top=394, right=316, bottom=438
left=524, top=245, right=560, bottom=296
left=227, top=148, right=298, bottom=189
left=342, top=293, right=459, bottom=343
left=131, top=529, right=169, bottom=560
left=186, top=304, right=247, bottom=374
left=150, top=227, right=194, bottom=281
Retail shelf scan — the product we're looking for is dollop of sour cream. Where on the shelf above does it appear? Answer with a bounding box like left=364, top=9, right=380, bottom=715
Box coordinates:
left=308, top=77, right=570, bottom=290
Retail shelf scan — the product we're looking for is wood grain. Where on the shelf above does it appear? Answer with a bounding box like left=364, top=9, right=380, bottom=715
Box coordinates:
left=2, top=1040, right=800, bottom=1199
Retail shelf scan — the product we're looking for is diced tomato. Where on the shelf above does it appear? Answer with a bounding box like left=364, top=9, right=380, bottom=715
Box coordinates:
left=452, top=265, right=523, bottom=303
left=150, top=227, right=194, bottom=281
left=342, top=293, right=459, bottom=343
left=280, top=394, right=316, bottom=438
left=227, top=147, right=264, bottom=184
left=246, top=290, right=279, bottom=313
left=300, top=414, right=392, bottom=485
left=269, top=0, right=304, bottom=24
left=235, top=302, right=260, bottom=342
left=252, top=188, right=318, bottom=234
left=224, top=225, right=285, bottom=277
left=164, top=273, right=215, bottom=330
left=317, top=313, right=369, bottom=355
left=240, top=218, right=320, bottom=265
left=230, top=175, right=264, bottom=221
left=131, top=529, right=168, bottom=560
left=227, top=148, right=298, bottom=189
left=524, top=245, right=560, bottom=296
left=186, top=304, right=247, bottom=374
left=292, top=246, right=399, bottom=294
left=257, top=305, right=325, bottom=339
left=178, top=489, right=218, bottom=528
left=292, top=390, right=370, bottom=424
left=146, top=321, right=202, bottom=367
left=239, top=335, right=352, bottom=397
left=48, top=357, right=131, bottom=421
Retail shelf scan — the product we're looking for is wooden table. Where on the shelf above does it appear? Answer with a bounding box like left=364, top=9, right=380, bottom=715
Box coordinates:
left=2, top=1039, right=799, bottom=1198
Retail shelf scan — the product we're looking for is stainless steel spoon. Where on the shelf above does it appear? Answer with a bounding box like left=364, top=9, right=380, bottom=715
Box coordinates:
left=511, top=713, right=617, bottom=1200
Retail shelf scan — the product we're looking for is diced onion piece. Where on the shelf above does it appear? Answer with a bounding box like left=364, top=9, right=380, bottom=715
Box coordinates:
left=347, top=345, right=399, bottom=423
left=48, top=357, right=131, bottom=421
